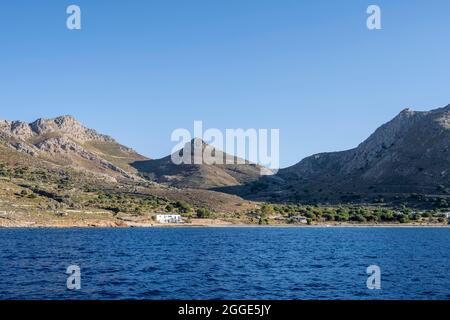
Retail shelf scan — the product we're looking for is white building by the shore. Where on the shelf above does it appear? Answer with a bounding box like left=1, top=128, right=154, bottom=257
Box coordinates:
left=444, top=212, right=450, bottom=219
left=291, top=216, right=308, bottom=224
left=156, top=214, right=183, bottom=224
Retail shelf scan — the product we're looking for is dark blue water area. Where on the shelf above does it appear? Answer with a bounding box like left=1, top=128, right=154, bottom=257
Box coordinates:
left=0, top=227, right=449, bottom=300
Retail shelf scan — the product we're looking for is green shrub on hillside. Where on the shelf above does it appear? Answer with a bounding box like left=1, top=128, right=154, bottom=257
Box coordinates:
left=196, top=207, right=212, bottom=218
left=175, top=200, right=192, bottom=213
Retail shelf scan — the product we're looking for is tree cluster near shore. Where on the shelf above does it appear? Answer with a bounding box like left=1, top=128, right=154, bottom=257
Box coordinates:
left=249, top=203, right=450, bottom=225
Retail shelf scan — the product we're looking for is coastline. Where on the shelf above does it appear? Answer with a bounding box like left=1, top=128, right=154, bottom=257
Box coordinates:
left=1, top=221, right=449, bottom=228
left=1, top=212, right=448, bottom=229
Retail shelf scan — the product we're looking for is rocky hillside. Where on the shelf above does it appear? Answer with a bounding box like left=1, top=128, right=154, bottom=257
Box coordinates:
left=0, top=116, right=259, bottom=225
left=132, top=138, right=270, bottom=189
left=0, top=115, right=147, bottom=181
left=224, top=104, right=450, bottom=205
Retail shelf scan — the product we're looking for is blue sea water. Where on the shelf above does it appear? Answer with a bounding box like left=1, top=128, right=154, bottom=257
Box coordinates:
left=0, top=227, right=449, bottom=300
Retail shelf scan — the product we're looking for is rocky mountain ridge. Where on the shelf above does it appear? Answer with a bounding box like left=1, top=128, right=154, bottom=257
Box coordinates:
left=0, top=115, right=113, bottom=142
left=0, top=115, right=145, bottom=181
left=222, top=104, right=450, bottom=204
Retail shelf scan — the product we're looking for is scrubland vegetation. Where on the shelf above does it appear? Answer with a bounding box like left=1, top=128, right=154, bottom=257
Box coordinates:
left=1, top=161, right=448, bottom=226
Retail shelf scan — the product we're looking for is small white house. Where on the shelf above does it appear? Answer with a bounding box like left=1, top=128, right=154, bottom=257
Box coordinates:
left=291, top=216, right=308, bottom=224
left=156, top=214, right=182, bottom=224
left=444, top=212, right=450, bottom=219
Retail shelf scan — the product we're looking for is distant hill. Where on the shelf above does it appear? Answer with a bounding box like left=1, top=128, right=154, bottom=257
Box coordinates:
left=222, top=105, right=450, bottom=204
left=0, top=115, right=147, bottom=181
left=132, top=138, right=271, bottom=189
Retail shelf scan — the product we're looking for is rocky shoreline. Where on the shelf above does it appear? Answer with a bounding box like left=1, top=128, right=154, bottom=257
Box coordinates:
left=1, top=218, right=448, bottom=228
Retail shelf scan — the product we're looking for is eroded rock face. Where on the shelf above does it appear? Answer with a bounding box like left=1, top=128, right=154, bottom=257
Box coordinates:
left=9, top=142, right=39, bottom=157
left=35, top=137, right=85, bottom=154
left=0, top=115, right=113, bottom=142
left=34, top=136, right=135, bottom=179
left=0, top=115, right=141, bottom=181
left=344, top=109, right=424, bottom=172
left=10, top=121, right=35, bottom=140
left=0, top=120, right=34, bottom=141
left=29, top=115, right=113, bottom=142
left=0, top=120, right=11, bottom=132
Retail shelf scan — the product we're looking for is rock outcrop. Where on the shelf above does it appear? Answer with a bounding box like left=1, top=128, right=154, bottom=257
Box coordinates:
left=29, top=115, right=114, bottom=142
left=0, top=115, right=113, bottom=142
left=0, top=115, right=146, bottom=180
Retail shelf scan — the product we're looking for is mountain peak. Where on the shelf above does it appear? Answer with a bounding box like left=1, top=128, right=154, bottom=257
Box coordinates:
left=399, top=107, right=414, bottom=114
left=0, top=114, right=115, bottom=143
left=437, top=104, right=450, bottom=113
left=30, top=115, right=80, bottom=132
left=54, top=115, right=79, bottom=124
left=29, top=115, right=113, bottom=142
left=189, top=137, right=211, bottom=151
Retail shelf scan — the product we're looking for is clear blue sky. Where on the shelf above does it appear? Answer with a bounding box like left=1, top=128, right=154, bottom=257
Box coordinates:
left=0, top=0, right=449, bottom=168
